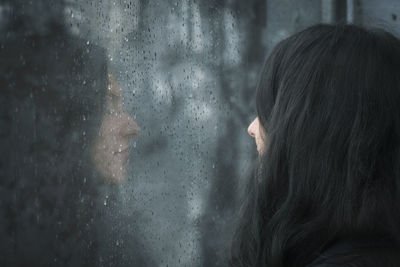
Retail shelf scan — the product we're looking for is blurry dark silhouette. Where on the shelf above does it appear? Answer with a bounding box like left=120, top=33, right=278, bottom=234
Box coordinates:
left=0, top=0, right=107, bottom=265
left=0, top=0, right=149, bottom=266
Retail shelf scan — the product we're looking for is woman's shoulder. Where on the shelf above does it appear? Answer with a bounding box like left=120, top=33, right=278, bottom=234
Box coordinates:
left=307, top=238, right=400, bottom=267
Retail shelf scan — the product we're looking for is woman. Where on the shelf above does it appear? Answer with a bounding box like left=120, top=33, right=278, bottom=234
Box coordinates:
left=230, top=24, right=400, bottom=266
left=0, top=0, right=140, bottom=265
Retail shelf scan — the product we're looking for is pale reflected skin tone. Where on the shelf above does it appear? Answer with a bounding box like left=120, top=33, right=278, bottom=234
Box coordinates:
left=247, top=117, right=267, bottom=155
left=92, top=73, right=140, bottom=183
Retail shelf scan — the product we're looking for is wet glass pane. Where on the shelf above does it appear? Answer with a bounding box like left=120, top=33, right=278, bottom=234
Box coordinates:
left=0, top=1, right=263, bottom=265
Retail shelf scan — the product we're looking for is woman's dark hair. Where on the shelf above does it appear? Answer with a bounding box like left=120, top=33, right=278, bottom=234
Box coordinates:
left=0, top=1, right=108, bottom=265
left=230, top=24, right=400, bottom=266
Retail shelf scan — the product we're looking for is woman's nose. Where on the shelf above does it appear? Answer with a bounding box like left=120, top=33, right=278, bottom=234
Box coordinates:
left=247, top=118, right=257, bottom=138
left=120, top=112, right=140, bottom=138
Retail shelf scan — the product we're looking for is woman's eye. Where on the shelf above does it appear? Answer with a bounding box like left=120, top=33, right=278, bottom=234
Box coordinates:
left=107, top=94, right=120, bottom=108
left=111, top=95, right=119, bottom=104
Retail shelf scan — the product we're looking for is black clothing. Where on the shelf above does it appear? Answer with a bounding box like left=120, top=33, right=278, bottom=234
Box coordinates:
left=307, top=239, right=400, bottom=267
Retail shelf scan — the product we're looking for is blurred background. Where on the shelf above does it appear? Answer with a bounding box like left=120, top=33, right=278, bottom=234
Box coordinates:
left=1, top=0, right=399, bottom=266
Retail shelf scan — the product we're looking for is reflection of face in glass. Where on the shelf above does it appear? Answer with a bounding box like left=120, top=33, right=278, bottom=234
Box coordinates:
left=92, top=74, right=140, bottom=183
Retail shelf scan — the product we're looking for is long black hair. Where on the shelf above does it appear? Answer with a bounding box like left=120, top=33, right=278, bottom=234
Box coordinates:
left=230, top=24, right=400, bottom=266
